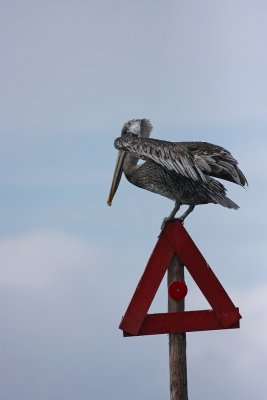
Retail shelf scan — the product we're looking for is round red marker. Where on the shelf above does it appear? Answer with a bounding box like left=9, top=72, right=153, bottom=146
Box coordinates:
left=168, top=280, right=188, bottom=301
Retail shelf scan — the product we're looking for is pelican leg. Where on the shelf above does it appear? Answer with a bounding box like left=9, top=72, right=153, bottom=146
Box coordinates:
left=178, top=205, right=195, bottom=222
left=161, top=201, right=181, bottom=230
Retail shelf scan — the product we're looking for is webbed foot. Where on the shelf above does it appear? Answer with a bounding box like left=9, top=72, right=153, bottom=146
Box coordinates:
left=160, top=205, right=195, bottom=231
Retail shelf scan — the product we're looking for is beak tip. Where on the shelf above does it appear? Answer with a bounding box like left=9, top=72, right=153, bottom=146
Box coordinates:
left=107, top=200, right=112, bottom=206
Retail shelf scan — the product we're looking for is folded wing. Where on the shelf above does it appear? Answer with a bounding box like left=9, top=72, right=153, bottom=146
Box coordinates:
left=115, top=136, right=247, bottom=186
left=183, top=141, right=248, bottom=186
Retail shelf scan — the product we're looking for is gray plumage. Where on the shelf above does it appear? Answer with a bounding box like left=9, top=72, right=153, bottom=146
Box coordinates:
left=108, top=118, right=247, bottom=224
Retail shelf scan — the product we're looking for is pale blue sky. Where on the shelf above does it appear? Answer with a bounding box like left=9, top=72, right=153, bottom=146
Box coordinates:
left=0, top=1, right=266, bottom=399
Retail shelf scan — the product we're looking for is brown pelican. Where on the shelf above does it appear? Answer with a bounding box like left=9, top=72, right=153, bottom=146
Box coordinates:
left=107, top=119, right=247, bottom=227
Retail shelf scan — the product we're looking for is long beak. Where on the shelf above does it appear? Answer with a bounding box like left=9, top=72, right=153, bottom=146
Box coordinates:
left=107, top=151, right=126, bottom=206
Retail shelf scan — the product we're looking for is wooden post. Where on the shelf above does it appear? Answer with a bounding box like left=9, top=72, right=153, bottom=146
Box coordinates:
left=168, top=254, right=188, bottom=400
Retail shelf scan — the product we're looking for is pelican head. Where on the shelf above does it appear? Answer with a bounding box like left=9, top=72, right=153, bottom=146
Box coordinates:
left=121, top=118, right=152, bottom=138
left=107, top=118, right=152, bottom=206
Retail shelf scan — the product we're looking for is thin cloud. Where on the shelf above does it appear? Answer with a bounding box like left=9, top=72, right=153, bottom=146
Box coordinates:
left=0, top=231, right=100, bottom=288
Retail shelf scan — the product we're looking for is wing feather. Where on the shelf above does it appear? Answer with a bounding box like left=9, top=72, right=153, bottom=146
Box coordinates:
left=114, top=136, right=247, bottom=186
left=114, top=136, right=207, bottom=182
left=185, top=141, right=248, bottom=186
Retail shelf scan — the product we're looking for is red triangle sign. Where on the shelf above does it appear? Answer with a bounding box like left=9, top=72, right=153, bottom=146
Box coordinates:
left=119, top=221, right=241, bottom=336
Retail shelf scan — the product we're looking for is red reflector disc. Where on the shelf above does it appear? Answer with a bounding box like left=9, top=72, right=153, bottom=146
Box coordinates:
left=168, top=280, right=188, bottom=301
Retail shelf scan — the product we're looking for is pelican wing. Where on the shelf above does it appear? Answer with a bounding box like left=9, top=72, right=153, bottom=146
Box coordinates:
left=114, top=136, right=207, bottom=182
left=181, top=142, right=248, bottom=186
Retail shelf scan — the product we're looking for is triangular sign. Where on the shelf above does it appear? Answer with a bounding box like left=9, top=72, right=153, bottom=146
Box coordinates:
left=119, top=220, right=241, bottom=336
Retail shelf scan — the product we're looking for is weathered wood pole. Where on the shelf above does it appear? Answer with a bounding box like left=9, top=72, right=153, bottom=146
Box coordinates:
left=168, top=254, right=188, bottom=400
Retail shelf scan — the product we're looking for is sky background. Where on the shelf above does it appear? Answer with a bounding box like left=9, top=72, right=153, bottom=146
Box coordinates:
left=0, top=0, right=266, bottom=399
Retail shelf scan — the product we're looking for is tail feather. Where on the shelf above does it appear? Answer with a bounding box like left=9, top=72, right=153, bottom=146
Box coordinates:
left=219, top=196, right=239, bottom=210
left=206, top=178, right=239, bottom=210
